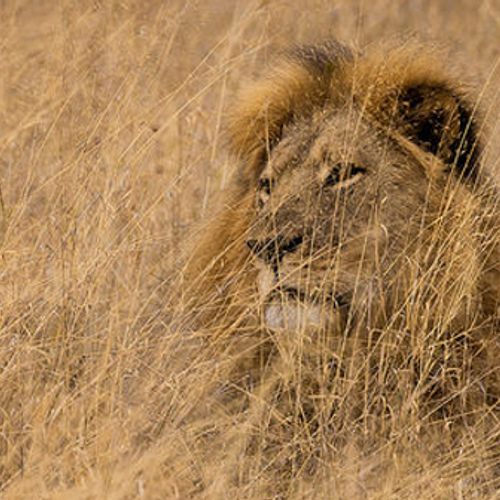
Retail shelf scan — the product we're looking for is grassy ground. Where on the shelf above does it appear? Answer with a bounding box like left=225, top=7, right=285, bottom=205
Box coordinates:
left=2, top=1, right=500, bottom=498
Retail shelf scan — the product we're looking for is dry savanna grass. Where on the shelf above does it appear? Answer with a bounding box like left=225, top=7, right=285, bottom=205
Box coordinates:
left=3, top=1, right=500, bottom=499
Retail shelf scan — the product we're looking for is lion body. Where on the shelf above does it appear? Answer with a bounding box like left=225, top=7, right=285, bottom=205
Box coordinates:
left=180, top=41, right=500, bottom=496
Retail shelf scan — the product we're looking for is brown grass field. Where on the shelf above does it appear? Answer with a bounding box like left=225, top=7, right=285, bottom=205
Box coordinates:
left=3, top=1, right=500, bottom=498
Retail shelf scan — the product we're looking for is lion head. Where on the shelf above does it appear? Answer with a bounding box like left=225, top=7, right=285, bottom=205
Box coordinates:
left=183, top=41, right=499, bottom=341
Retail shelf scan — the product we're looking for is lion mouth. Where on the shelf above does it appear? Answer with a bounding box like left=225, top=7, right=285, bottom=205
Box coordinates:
left=256, top=264, right=351, bottom=307
left=256, top=266, right=351, bottom=331
left=271, top=285, right=351, bottom=309
left=254, top=259, right=353, bottom=331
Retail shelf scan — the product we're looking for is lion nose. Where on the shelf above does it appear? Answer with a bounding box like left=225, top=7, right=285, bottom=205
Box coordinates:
left=246, top=235, right=303, bottom=266
left=246, top=239, right=264, bottom=254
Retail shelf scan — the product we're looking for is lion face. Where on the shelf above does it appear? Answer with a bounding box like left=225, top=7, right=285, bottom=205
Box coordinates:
left=247, top=109, right=438, bottom=332
left=186, top=41, right=491, bottom=333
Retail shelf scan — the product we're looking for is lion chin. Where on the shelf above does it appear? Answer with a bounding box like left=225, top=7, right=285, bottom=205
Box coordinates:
left=264, top=302, right=335, bottom=332
left=256, top=265, right=341, bottom=332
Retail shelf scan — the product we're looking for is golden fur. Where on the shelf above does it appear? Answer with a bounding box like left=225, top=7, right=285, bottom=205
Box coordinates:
left=179, top=40, right=500, bottom=495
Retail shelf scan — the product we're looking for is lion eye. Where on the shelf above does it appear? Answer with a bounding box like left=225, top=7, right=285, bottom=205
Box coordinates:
left=323, top=163, right=365, bottom=188
left=323, top=165, right=341, bottom=187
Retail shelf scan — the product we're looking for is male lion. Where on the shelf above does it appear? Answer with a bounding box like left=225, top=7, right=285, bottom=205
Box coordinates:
left=180, top=41, right=500, bottom=496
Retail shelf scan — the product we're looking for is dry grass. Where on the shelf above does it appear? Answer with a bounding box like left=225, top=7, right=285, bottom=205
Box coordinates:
left=2, top=1, right=500, bottom=499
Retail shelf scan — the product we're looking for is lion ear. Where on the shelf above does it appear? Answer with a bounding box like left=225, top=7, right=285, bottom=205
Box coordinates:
left=394, top=82, right=481, bottom=180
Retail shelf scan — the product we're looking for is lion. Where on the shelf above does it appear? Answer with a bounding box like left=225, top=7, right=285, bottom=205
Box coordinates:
left=178, top=40, right=500, bottom=496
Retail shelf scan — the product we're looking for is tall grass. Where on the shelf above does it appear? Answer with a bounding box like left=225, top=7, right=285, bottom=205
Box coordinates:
left=2, top=1, right=500, bottom=498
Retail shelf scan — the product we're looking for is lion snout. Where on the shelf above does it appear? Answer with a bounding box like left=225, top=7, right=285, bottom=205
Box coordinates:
left=246, top=235, right=304, bottom=267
